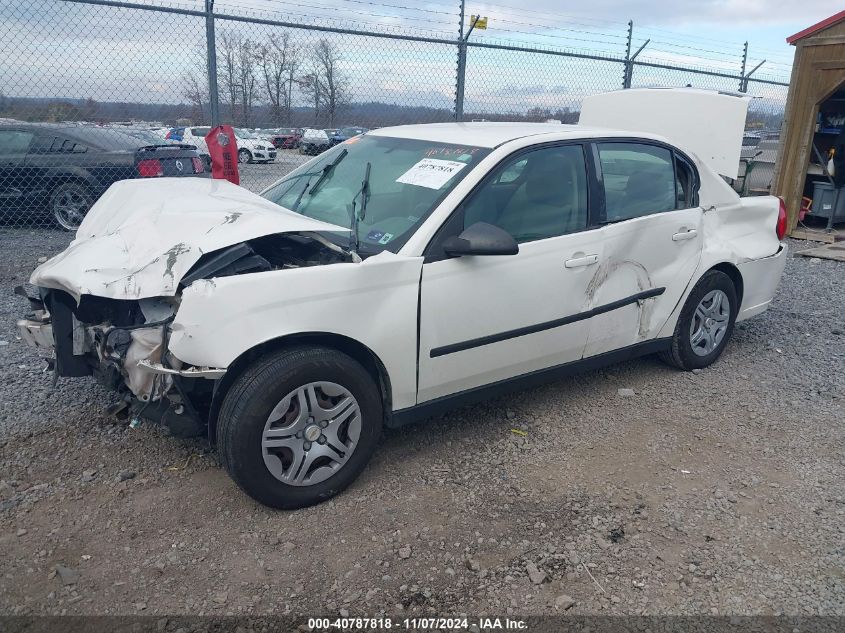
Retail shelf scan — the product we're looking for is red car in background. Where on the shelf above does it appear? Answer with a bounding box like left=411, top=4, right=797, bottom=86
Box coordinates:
left=270, top=128, right=302, bottom=149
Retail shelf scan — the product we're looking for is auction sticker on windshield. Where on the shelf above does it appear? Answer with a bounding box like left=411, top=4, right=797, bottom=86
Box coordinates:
left=396, top=158, right=467, bottom=190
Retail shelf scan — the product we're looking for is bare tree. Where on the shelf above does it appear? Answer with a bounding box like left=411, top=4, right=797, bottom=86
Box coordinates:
left=297, top=68, right=322, bottom=125
left=183, top=53, right=208, bottom=123
left=235, top=36, right=257, bottom=127
left=215, top=30, right=261, bottom=127
left=310, top=39, right=351, bottom=127
left=218, top=30, right=241, bottom=124
left=257, top=32, right=299, bottom=126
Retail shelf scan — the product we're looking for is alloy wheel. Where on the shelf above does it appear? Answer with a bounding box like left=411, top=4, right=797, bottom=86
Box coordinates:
left=53, top=187, right=91, bottom=230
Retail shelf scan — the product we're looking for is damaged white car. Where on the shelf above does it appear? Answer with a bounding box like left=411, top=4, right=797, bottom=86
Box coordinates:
left=18, top=89, right=788, bottom=509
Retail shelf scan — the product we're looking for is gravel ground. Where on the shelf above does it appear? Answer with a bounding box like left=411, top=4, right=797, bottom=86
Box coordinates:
left=0, top=233, right=843, bottom=618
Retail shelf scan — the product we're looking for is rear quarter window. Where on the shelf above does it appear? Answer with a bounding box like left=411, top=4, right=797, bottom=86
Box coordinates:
left=63, top=127, right=141, bottom=151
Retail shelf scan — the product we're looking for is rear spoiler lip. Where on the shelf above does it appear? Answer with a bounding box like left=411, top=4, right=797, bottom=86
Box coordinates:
left=136, top=143, right=198, bottom=152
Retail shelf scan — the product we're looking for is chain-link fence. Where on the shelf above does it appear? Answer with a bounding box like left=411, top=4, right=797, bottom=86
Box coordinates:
left=0, top=0, right=791, bottom=230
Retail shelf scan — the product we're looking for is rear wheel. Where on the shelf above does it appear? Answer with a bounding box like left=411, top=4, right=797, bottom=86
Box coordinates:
left=659, top=270, right=737, bottom=370
left=217, top=346, right=382, bottom=509
left=238, top=149, right=252, bottom=164
left=50, top=181, right=94, bottom=231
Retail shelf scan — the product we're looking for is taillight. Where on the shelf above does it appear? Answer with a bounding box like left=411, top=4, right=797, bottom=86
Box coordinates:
left=137, top=159, right=163, bottom=177
left=191, top=157, right=204, bottom=173
left=776, top=196, right=788, bottom=241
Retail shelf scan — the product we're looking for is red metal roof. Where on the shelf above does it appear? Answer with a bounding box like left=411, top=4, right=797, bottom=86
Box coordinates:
left=787, top=9, right=845, bottom=44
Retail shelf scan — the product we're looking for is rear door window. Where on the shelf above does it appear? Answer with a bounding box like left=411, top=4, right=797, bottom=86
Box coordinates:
left=598, top=142, right=677, bottom=222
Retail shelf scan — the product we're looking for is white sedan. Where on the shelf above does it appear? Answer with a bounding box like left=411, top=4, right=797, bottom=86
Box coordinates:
left=19, top=89, right=787, bottom=509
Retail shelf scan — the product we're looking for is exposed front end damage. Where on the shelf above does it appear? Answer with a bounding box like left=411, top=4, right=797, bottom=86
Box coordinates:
left=18, top=230, right=356, bottom=437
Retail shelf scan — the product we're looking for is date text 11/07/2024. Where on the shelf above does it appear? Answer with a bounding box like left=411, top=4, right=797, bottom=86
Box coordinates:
left=307, top=617, right=528, bottom=630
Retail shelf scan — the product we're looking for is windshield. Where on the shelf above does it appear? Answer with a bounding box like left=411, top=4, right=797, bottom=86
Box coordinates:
left=341, top=127, right=366, bottom=136
left=235, top=128, right=257, bottom=139
left=261, top=135, right=491, bottom=254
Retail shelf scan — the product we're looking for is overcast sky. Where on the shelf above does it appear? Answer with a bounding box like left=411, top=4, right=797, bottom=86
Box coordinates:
left=1, top=0, right=838, bottom=116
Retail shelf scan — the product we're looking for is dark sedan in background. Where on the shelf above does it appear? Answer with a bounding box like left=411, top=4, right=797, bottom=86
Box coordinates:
left=0, top=123, right=208, bottom=230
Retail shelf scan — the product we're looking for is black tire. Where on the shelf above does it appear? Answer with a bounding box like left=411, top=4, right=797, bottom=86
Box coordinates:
left=238, top=148, right=252, bottom=164
left=50, top=181, right=94, bottom=231
left=659, top=270, right=738, bottom=370
left=217, top=346, right=383, bottom=509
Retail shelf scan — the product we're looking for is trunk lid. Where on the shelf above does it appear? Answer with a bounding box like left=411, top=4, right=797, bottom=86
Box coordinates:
left=579, top=88, right=751, bottom=178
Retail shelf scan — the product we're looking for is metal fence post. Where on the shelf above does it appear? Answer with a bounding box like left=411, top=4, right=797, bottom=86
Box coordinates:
left=205, top=0, right=220, bottom=126
left=739, top=41, right=748, bottom=92
left=623, top=20, right=633, bottom=88
left=454, top=0, right=466, bottom=121
left=624, top=30, right=649, bottom=90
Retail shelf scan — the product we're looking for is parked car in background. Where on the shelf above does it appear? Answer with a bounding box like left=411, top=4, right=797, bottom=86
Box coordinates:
left=19, top=90, right=788, bottom=509
left=234, top=129, right=277, bottom=164
left=0, top=123, right=207, bottom=230
left=299, top=128, right=330, bottom=155
left=323, top=128, right=340, bottom=139
left=330, top=126, right=369, bottom=146
left=167, top=126, right=211, bottom=166
left=270, top=128, right=302, bottom=149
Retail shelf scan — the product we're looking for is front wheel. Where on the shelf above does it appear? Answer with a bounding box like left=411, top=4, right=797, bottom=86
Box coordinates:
left=659, top=270, right=738, bottom=370
left=217, top=346, right=382, bottom=509
left=238, top=149, right=252, bottom=164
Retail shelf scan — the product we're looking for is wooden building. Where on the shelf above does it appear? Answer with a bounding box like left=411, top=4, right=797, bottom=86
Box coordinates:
left=772, top=10, right=845, bottom=232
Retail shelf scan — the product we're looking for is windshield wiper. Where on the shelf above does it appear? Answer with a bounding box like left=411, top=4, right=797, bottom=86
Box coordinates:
left=349, top=161, right=372, bottom=258
left=309, top=148, right=348, bottom=197
left=290, top=149, right=348, bottom=212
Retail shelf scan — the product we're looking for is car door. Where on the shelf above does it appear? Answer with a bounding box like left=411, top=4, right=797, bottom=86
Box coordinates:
left=582, top=141, right=704, bottom=357
left=0, top=129, right=35, bottom=209
left=417, top=143, right=606, bottom=403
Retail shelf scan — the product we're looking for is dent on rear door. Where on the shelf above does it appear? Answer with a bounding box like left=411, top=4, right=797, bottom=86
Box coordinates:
left=582, top=207, right=704, bottom=357
left=168, top=252, right=424, bottom=411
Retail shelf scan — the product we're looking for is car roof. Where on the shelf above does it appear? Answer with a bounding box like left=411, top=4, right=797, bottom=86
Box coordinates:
left=370, top=122, right=636, bottom=148
left=0, top=122, right=144, bottom=149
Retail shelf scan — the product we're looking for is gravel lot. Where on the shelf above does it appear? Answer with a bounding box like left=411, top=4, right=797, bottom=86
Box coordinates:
left=0, top=232, right=843, bottom=618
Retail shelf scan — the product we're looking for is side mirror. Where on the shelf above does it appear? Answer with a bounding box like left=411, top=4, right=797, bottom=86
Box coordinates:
left=442, top=221, right=519, bottom=257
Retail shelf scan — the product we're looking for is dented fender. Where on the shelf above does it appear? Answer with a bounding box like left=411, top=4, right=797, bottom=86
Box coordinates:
left=168, top=251, right=424, bottom=410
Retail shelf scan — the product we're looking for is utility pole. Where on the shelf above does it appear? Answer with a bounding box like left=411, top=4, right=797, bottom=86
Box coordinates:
left=454, top=0, right=466, bottom=121
left=205, top=0, right=220, bottom=126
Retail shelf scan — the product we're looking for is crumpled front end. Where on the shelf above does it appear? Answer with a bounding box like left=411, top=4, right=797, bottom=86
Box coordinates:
left=19, top=226, right=358, bottom=437
left=17, top=289, right=221, bottom=436
left=18, top=177, right=356, bottom=436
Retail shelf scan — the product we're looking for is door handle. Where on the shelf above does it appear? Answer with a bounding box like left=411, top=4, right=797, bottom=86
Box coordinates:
left=672, top=229, right=698, bottom=241
left=564, top=254, right=599, bottom=268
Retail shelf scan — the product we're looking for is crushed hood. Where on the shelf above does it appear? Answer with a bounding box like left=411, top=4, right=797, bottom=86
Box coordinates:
left=30, top=177, right=349, bottom=301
